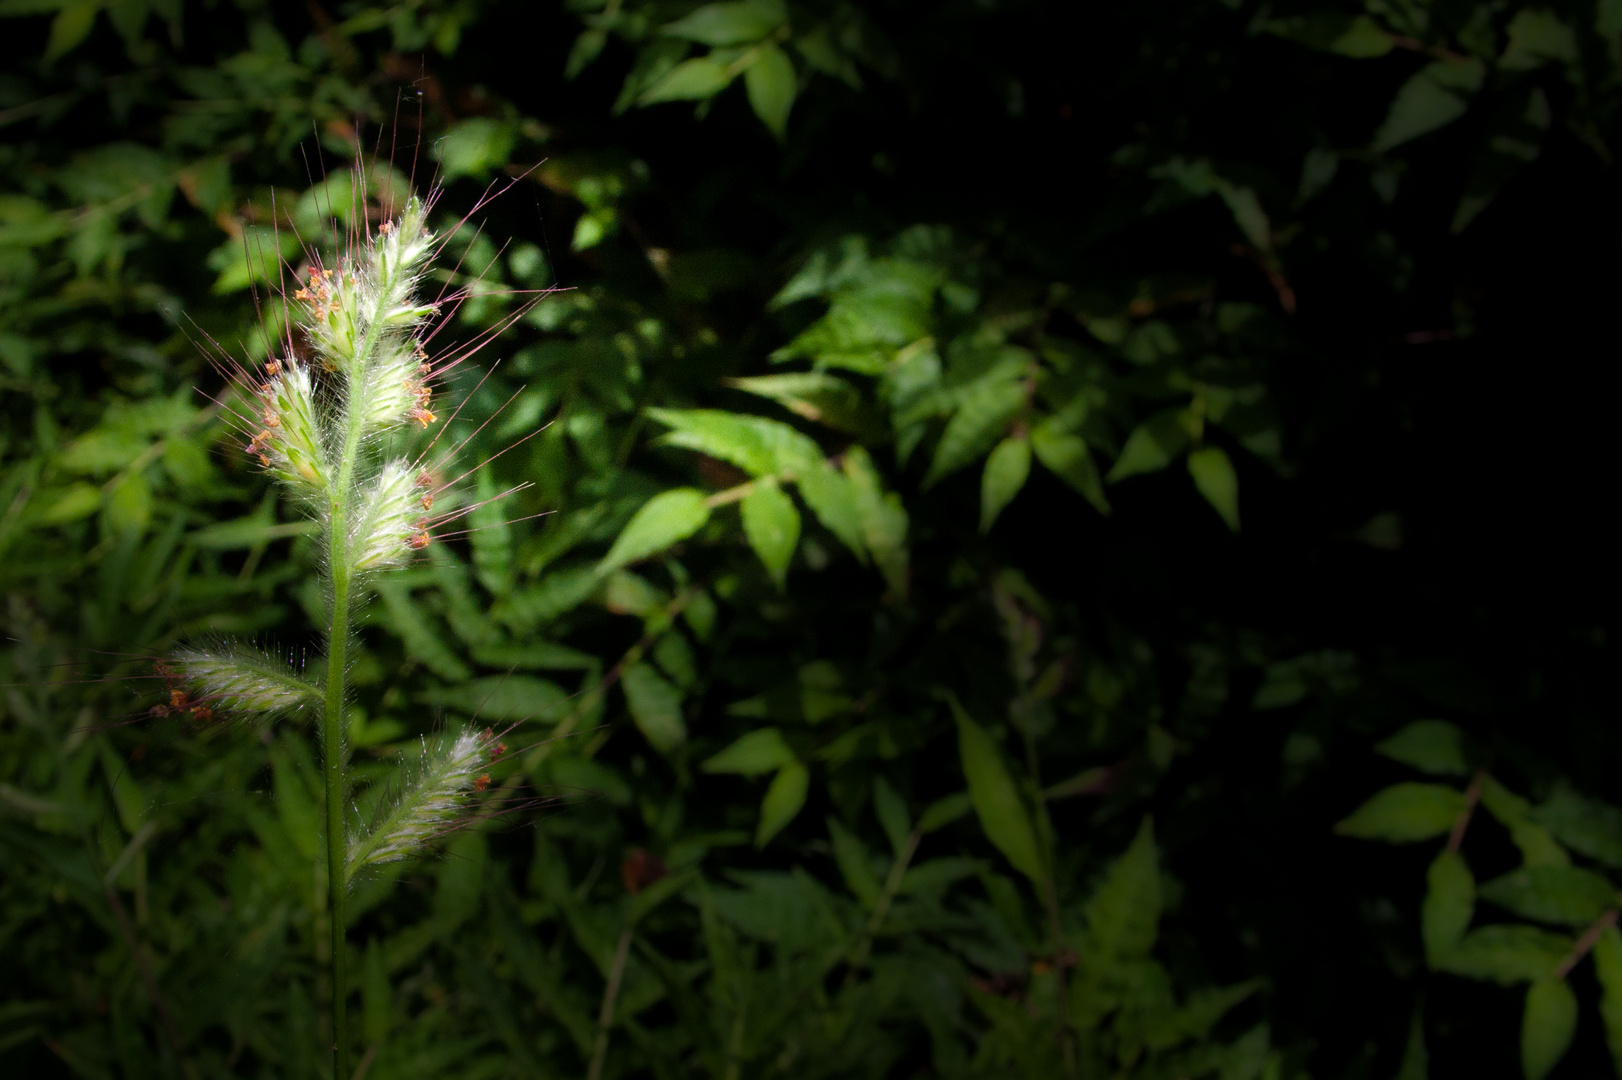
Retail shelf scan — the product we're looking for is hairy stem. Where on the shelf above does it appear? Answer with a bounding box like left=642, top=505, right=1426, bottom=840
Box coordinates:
left=322, top=266, right=395, bottom=1080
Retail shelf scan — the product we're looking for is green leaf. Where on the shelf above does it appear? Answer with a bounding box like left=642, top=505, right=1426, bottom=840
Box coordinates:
left=622, top=662, right=686, bottom=753
left=597, top=488, right=710, bottom=574
left=745, top=43, right=796, bottom=139
left=725, top=372, right=870, bottom=433
left=1107, top=409, right=1193, bottom=482
left=650, top=408, right=823, bottom=477
left=1522, top=977, right=1577, bottom=1080
left=44, top=1, right=98, bottom=62
left=1334, top=782, right=1466, bottom=843
left=1395, top=1004, right=1428, bottom=1080
left=703, top=728, right=794, bottom=776
left=418, top=676, right=568, bottom=723
left=104, top=472, right=152, bottom=536
left=1030, top=420, right=1108, bottom=513
left=1437, top=925, right=1570, bottom=985
left=755, top=761, right=809, bottom=847
left=1592, top=926, right=1622, bottom=1075
left=362, top=938, right=390, bottom=1047
left=1083, top=817, right=1160, bottom=962
left=844, top=446, right=908, bottom=596
left=796, top=461, right=867, bottom=559
left=640, top=58, right=736, bottom=104
left=1422, top=850, right=1474, bottom=966
left=952, top=698, right=1045, bottom=886
left=925, top=375, right=1026, bottom=487
left=1532, top=784, right=1622, bottom=868
left=980, top=435, right=1030, bottom=533
left=434, top=118, right=517, bottom=182
left=873, top=776, right=911, bottom=856
left=1479, top=865, right=1618, bottom=927
left=375, top=581, right=472, bottom=682
left=36, top=482, right=101, bottom=525
left=565, top=27, right=608, bottom=78
left=828, top=815, right=881, bottom=906
left=1482, top=777, right=1570, bottom=867
left=740, top=480, right=799, bottom=589
left=917, top=791, right=972, bottom=833
left=1372, top=60, right=1485, bottom=153
left=1500, top=10, right=1578, bottom=71
left=1377, top=720, right=1469, bottom=776
left=663, top=0, right=785, bottom=46
left=1186, top=445, right=1239, bottom=530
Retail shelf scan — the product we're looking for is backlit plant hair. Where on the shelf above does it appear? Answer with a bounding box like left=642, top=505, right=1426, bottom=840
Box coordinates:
left=172, top=189, right=519, bottom=1078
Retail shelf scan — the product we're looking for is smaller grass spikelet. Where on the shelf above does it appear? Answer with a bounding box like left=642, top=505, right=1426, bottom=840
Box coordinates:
left=345, top=728, right=487, bottom=882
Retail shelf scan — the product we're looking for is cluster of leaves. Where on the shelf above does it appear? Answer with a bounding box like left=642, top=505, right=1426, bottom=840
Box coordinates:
left=1339, top=722, right=1622, bottom=1078
left=1, top=0, right=1619, bottom=1077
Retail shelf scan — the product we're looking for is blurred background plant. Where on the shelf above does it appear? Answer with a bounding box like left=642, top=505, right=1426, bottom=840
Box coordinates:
left=0, top=1, right=1617, bottom=1078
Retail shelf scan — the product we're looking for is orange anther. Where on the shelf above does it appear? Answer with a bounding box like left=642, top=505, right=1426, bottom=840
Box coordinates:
left=191, top=704, right=212, bottom=723
left=473, top=774, right=491, bottom=792
left=408, top=531, right=431, bottom=550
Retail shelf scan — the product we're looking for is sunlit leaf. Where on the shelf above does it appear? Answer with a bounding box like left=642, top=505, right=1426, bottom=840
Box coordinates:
left=597, top=488, right=710, bottom=574
left=746, top=43, right=796, bottom=141
left=740, top=480, right=799, bottom=589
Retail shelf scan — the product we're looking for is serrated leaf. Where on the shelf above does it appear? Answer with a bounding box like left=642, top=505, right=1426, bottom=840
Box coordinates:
left=740, top=480, right=799, bottom=589
left=1479, top=865, right=1618, bottom=927
left=1107, top=408, right=1193, bottom=482
left=1334, top=782, right=1466, bottom=843
left=952, top=698, right=1045, bottom=886
left=1377, top=720, right=1469, bottom=776
left=1593, top=926, right=1622, bottom=1074
left=1030, top=420, right=1108, bottom=513
left=1437, top=925, right=1570, bottom=984
left=622, top=662, right=686, bottom=753
left=1423, top=849, right=1474, bottom=965
left=1522, top=977, right=1577, bottom=1080
left=844, top=446, right=907, bottom=596
left=755, top=761, right=808, bottom=847
left=1186, top=445, right=1239, bottom=530
left=980, top=435, right=1030, bottom=533
left=640, top=58, right=736, bottom=104
left=925, top=375, right=1026, bottom=487
left=650, top=408, right=823, bottom=477
left=597, top=488, right=710, bottom=574
left=703, top=728, right=794, bottom=776
left=376, top=581, right=471, bottom=682
left=745, top=43, right=795, bottom=139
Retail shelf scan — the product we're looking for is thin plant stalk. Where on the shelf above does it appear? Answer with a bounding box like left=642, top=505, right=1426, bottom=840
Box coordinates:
left=170, top=193, right=513, bottom=1075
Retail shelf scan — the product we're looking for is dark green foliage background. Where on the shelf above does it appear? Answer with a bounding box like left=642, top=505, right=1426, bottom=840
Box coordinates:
left=1, top=1, right=1618, bottom=1078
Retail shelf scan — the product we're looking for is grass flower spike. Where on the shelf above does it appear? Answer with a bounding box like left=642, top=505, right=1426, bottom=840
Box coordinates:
left=172, top=193, right=494, bottom=1078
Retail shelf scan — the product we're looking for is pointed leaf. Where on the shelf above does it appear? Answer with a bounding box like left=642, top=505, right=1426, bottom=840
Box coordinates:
left=597, top=488, right=710, bottom=574
left=980, top=435, right=1031, bottom=533
left=952, top=699, right=1045, bottom=886
left=1377, top=720, right=1469, bottom=776
left=640, top=58, right=735, bottom=104
left=925, top=376, right=1026, bottom=487
left=1334, top=783, right=1466, bottom=843
left=1107, top=409, right=1192, bottom=482
left=622, top=662, right=686, bottom=752
left=1186, top=445, right=1239, bottom=530
left=1479, top=865, right=1618, bottom=927
left=755, top=761, right=809, bottom=847
left=1423, top=850, right=1474, bottom=966
left=745, top=43, right=796, bottom=139
left=740, top=480, right=800, bottom=589
left=1592, top=926, right=1622, bottom=1074
left=703, top=728, right=794, bottom=776
left=1522, top=977, right=1577, bottom=1080
left=1030, top=420, right=1108, bottom=513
